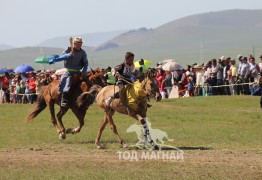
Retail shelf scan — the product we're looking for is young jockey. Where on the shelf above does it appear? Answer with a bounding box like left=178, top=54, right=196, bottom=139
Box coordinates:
left=104, top=52, right=135, bottom=106
left=59, top=37, right=88, bottom=107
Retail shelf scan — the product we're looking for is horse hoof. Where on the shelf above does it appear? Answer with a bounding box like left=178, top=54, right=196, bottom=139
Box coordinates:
left=153, top=145, right=160, bottom=150
left=66, top=128, right=73, bottom=134
left=59, top=132, right=66, bottom=140
left=123, top=143, right=129, bottom=148
left=96, top=144, right=103, bottom=149
left=95, top=142, right=103, bottom=149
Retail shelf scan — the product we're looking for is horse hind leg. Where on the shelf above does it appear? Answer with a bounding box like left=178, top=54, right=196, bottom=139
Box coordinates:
left=95, top=116, right=109, bottom=149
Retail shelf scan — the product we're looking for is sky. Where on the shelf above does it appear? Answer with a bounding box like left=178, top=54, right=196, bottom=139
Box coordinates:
left=1, top=0, right=262, bottom=47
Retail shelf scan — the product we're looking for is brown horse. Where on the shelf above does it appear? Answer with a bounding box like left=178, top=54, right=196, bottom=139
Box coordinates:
left=25, top=69, right=107, bottom=139
left=77, top=72, right=162, bottom=149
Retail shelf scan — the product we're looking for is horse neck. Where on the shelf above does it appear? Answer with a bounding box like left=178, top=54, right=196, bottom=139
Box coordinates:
left=142, top=77, right=151, bottom=92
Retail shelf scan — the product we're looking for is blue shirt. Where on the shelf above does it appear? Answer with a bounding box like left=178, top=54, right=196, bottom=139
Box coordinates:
left=63, top=47, right=88, bottom=74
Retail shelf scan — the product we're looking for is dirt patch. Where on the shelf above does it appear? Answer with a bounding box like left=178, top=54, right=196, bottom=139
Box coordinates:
left=1, top=147, right=261, bottom=166
left=0, top=147, right=262, bottom=180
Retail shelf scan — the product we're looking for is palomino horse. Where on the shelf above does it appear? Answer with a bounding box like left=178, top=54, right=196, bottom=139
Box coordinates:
left=25, top=69, right=106, bottom=139
left=77, top=71, right=162, bottom=149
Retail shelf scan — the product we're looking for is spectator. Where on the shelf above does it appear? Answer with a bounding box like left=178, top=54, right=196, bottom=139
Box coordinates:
left=216, top=59, right=224, bottom=95
left=259, top=55, right=262, bottom=72
left=25, top=82, right=32, bottom=103
left=249, top=57, right=260, bottom=95
left=104, top=66, right=116, bottom=85
left=187, top=76, right=194, bottom=96
left=162, top=70, right=173, bottom=98
left=29, top=76, right=37, bottom=104
left=19, top=80, right=26, bottom=104
left=156, top=68, right=166, bottom=99
left=194, top=65, right=203, bottom=96
left=210, top=59, right=218, bottom=95
left=0, top=72, right=10, bottom=103
left=178, top=81, right=186, bottom=97
left=223, top=57, right=231, bottom=95
left=239, top=57, right=250, bottom=95
left=228, top=59, right=237, bottom=95
left=14, top=81, right=21, bottom=103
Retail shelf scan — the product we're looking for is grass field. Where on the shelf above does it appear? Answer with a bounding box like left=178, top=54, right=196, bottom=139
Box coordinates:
left=0, top=96, right=262, bottom=179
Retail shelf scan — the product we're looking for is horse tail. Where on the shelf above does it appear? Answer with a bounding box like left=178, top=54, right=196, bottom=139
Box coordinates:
left=77, top=85, right=101, bottom=108
left=25, top=88, right=47, bottom=122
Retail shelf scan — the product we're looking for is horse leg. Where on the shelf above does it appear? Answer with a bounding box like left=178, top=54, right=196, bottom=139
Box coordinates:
left=106, top=110, right=128, bottom=148
left=138, top=116, right=159, bottom=150
left=95, top=115, right=109, bottom=149
left=56, top=107, right=69, bottom=139
left=49, top=101, right=63, bottom=139
left=66, top=108, right=86, bottom=134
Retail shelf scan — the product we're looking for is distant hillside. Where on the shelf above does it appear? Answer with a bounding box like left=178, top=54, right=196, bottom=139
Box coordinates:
left=0, top=46, right=98, bottom=69
left=2, top=9, right=262, bottom=69
left=0, top=44, right=14, bottom=51
left=0, top=47, right=64, bottom=69
left=37, top=30, right=128, bottom=48
left=94, top=9, right=262, bottom=65
left=95, top=27, right=153, bottom=51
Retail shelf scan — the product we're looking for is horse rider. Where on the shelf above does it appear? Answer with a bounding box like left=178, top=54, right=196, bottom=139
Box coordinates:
left=59, top=37, right=88, bottom=107
left=104, top=52, right=136, bottom=106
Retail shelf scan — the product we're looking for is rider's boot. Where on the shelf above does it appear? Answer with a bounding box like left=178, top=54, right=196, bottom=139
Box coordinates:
left=104, top=81, right=124, bottom=107
left=61, top=92, right=69, bottom=107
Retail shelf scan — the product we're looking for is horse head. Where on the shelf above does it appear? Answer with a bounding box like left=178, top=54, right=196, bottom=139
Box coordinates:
left=142, top=76, right=162, bottom=102
left=81, top=68, right=107, bottom=92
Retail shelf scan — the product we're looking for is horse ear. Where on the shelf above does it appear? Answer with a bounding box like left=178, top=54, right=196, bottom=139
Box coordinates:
left=80, top=82, right=89, bottom=92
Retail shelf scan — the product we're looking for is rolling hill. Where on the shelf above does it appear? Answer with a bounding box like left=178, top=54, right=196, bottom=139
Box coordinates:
left=0, top=47, right=64, bottom=69
left=1, top=9, right=262, bottom=69
left=0, top=44, right=14, bottom=51
left=94, top=9, right=262, bottom=65
left=37, top=30, right=128, bottom=48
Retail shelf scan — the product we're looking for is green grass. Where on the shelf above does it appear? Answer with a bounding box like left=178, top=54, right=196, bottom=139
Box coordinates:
left=0, top=96, right=262, bottom=179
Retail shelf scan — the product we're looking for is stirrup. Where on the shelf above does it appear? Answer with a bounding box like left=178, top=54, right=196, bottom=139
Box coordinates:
left=61, top=99, right=68, bottom=107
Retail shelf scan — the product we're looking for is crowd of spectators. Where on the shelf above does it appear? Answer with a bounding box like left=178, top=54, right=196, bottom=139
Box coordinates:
left=0, top=70, right=56, bottom=104
left=1, top=54, right=262, bottom=104
left=156, top=54, right=262, bottom=99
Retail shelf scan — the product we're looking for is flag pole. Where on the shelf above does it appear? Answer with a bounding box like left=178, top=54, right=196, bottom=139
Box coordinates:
left=69, top=37, right=73, bottom=53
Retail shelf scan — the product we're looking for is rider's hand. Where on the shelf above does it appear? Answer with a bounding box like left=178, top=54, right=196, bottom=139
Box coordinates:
left=115, top=72, right=120, bottom=77
left=69, top=51, right=74, bottom=56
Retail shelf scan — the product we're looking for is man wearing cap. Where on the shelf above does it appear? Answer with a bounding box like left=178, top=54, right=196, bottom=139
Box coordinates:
left=59, top=37, right=88, bottom=107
